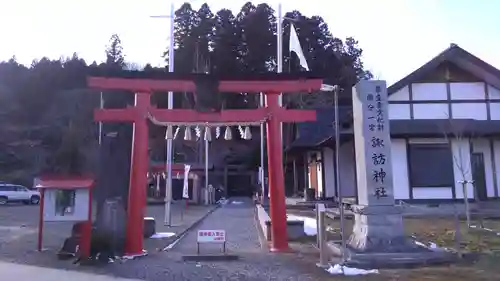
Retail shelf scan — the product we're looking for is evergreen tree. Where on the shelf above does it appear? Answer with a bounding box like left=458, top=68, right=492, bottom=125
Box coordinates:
left=105, top=34, right=125, bottom=68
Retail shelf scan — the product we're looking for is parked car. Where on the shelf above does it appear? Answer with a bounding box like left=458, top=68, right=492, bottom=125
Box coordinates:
left=0, top=184, right=41, bottom=205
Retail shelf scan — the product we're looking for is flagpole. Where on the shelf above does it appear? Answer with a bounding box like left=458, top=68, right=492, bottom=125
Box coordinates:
left=333, top=85, right=346, bottom=262
left=165, top=2, right=175, bottom=226
left=266, top=2, right=282, bottom=203
left=99, top=92, right=103, bottom=145
left=277, top=3, right=283, bottom=76
left=259, top=92, right=265, bottom=202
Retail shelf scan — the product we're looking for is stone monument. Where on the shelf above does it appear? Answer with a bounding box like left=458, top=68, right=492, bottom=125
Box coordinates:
left=328, top=80, right=455, bottom=268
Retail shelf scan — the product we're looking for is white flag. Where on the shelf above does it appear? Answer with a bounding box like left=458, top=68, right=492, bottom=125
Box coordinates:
left=289, top=23, right=310, bottom=71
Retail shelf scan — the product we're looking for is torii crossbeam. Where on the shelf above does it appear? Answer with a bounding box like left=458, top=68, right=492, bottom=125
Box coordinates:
left=88, top=73, right=323, bottom=255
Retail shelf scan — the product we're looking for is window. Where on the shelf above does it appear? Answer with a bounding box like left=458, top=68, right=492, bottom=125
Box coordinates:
left=0, top=185, right=15, bottom=191
left=55, top=190, right=76, bottom=216
left=408, top=143, right=455, bottom=187
left=14, top=186, right=27, bottom=192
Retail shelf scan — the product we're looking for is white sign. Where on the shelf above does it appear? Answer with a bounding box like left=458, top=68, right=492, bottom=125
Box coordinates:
left=197, top=230, right=226, bottom=243
left=183, top=164, right=191, bottom=199
left=43, top=189, right=89, bottom=222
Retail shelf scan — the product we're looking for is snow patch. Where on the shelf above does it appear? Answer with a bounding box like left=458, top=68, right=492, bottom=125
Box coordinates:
left=150, top=232, right=175, bottom=239
left=326, top=264, right=379, bottom=276
left=286, top=215, right=317, bottom=236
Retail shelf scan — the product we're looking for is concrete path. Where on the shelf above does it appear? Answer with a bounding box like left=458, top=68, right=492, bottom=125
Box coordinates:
left=170, top=197, right=262, bottom=255
left=144, top=203, right=217, bottom=251
left=0, top=261, right=141, bottom=281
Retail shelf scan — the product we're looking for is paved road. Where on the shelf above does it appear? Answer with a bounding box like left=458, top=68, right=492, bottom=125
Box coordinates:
left=0, top=261, right=141, bottom=281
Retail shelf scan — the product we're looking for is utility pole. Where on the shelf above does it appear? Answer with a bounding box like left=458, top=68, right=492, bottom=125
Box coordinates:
left=151, top=2, right=175, bottom=226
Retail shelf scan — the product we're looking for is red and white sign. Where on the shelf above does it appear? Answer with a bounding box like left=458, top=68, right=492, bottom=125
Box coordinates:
left=197, top=230, right=226, bottom=243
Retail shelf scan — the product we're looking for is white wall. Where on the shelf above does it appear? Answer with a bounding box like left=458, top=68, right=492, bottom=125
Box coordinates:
left=452, top=103, right=488, bottom=120
left=337, top=142, right=357, bottom=198
left=412, top=83, right=447, bottom=100
left=413, top=104, right=449, bottom=119
left=451, top=139, right=474, bottom=199
left=450, top=82, right=484, bottom=100
left=388, top=104, right=411, bottom=120
left=488, top=85, right=500, bottom=120
left=322, top=148, right=336, bottom=198
left=388, top=82, right=496, bottom=121
left=391, top=139, right=409, bottom=199
left=319, top=145, right=356, bottom=198
left=389, top=86, right=410, bottom=101
left=492, top=140, right=500, bottom=197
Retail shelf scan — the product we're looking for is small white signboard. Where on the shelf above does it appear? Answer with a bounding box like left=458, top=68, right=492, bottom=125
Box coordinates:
left=196, top=229, right=227, bottom=254
left=197, top=230, right=226, bottom=243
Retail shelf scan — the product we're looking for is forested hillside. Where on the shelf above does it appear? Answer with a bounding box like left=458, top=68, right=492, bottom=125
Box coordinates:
left=0, top=2, right=372, bottom=185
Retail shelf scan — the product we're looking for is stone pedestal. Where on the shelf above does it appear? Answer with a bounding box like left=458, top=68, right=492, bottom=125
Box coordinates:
left=347, top=205, right=423, bottom=253
left=328, top=204, right=456, bottom=268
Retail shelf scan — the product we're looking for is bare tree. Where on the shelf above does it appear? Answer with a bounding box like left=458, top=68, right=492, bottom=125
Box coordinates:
left=440, top=118, right=478, bottom=227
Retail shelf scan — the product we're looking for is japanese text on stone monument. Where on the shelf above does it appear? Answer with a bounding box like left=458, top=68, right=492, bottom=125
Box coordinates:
left=366, top=86, right=390, bottom=200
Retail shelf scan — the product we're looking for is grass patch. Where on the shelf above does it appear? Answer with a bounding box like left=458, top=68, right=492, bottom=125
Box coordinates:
left=320, top=215, right=500, bottom=254
left=288, top=210, right=500, bottom=280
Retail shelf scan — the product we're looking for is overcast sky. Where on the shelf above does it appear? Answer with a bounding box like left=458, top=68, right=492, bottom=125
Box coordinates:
left=0, top=0, right=498, bottom=84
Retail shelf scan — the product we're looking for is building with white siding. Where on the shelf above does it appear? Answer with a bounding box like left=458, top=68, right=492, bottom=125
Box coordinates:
left=286, top=44, right=500, bottom=203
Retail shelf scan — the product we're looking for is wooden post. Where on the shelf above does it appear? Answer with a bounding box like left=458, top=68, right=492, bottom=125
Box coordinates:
left=265, top=93, right=289, bottom=252
left=293, top=159, right=298, bottom=196
left=224, top=166, right=228, bottom=198
left=124, top=93, right=149, bottom=255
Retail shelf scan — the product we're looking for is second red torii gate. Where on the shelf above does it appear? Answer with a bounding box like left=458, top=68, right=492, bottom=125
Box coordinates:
left=88, top=74, right=323, bottom=255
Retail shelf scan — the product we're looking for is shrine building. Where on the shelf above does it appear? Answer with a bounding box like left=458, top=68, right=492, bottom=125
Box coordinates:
left=286, top=44, right=500, bottom=203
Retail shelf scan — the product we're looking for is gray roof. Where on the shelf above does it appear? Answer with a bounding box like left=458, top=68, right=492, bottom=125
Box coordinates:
left=287, top=107, right=352, bottom=149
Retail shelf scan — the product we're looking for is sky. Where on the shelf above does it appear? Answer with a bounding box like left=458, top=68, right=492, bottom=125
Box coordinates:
left=0, top=0, right=499, bottom=84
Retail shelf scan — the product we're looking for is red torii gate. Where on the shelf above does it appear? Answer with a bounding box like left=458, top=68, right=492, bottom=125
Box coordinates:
left=88, top=75, right=323, bottom=255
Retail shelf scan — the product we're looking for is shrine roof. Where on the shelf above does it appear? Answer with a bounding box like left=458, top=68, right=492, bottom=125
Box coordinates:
left=89, top=69, right=325, bottom=82
left=288, top=118, right=500, bottom=151
left=388, top=43, right=500, bottom=95
left=35, top=175, right=94, bottom=189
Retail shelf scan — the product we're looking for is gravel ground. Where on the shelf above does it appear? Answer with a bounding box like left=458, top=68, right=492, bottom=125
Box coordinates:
left=0, top=200, right=332, bottom=280
left=0, top=203, right=215, bottom=267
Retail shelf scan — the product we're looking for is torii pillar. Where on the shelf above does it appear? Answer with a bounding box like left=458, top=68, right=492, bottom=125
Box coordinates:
left=88, top=75, right=324, bottom=254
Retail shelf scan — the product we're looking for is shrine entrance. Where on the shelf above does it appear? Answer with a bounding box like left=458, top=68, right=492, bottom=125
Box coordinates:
left=227, top=175, right=254, bottom=198
left=87, top=73, right=323, bottom=255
